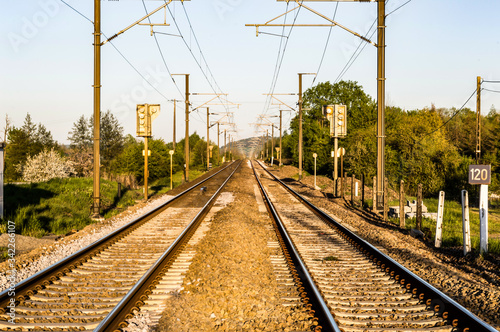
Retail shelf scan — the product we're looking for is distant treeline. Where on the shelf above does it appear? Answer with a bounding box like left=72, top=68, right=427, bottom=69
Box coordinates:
left=271, top=81, right=499, bottom=199
left=3, top=111, right=225, bottom=186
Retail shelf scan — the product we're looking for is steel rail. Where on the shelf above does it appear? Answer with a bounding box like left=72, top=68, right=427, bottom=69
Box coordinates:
left=251, top=161, right=341, bottom=332
left=257, top=160, right=497, bottom=332
left=0, top=161, right=237, bottom=311
left=96, top=159, right=242, bottom=331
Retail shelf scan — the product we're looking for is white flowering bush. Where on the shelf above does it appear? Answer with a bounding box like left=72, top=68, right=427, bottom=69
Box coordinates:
left=19, top=148, right=74, bottom=183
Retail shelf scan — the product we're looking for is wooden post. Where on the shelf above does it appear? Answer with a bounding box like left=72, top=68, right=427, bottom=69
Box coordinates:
left=435, top=191, right=445, bottom=248
left=117, top=182, right=122, bottom=199
left=461, top=190, right=472, bottom=256
left=416, top=183, right=423, bottom=230
left=351, top=174, right=355, bottom=206
left=343, top=172, right=347, bottom=200
left=383, top=177, right=388, bottom=221
left=399, top=180, right=405, bottom=228
left=361, top=173, right=365, bottom=209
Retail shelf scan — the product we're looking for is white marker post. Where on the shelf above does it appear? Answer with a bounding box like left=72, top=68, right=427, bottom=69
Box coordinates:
left=461, top=190, right=471, bottom=255
left=435, top=191, right=445, bottom=248
left=469, top=164, right=491, bottom=255
left=313, top=153, right=318, bottom=190
left=480, top=184, right=489, bottom=254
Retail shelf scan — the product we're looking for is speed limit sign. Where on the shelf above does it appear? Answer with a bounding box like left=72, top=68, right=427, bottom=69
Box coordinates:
left=469, top=165, right=491, bottom=185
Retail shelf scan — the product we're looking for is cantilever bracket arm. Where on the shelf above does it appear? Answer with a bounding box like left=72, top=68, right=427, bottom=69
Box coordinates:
left=190, top=94, right=228, bottom=112
left=245, top=0, right=377, bottom=47
left=102, top=0, right=182, bottom=45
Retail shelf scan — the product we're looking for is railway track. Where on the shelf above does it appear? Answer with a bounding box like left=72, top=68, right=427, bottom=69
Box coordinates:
left=0, top=161, right=241, bottom=331
left=252, top=160, right=497, bottom=332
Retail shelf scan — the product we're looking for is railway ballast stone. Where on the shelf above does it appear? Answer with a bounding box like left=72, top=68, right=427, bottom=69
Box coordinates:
left=156, top=163, right=313, bottom=331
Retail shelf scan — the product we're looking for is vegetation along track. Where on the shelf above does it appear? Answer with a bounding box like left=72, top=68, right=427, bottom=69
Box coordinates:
left=252, top=160, right=497, bottom=332
left=0, top=161, right=241, bottom=331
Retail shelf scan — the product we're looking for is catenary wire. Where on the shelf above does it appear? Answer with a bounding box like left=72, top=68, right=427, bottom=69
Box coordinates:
left=181, top=2, right=227, bottom=104
left=263, top=1, right=303, bottom=120
left=59, top=0, right=176, bottom=103
left=482, top=88, right=500, bottom=94
left=334, top=19, right=376, bottom=84
left=262, top=1, right=291, bottom=118
left=311, top=2, right=339, bottom=87
left=414, top=88, right=478, bottom=144
left=386, top=0, right=412, bottom=17
left=141, top=0, right=186, bottom=101
left=60, top=0, right=92, bottom=24
left=161, top=1, right=231, bottom=114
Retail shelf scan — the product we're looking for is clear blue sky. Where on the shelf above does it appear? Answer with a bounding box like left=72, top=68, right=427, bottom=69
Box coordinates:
left=1, top=0, right=500, bottom=145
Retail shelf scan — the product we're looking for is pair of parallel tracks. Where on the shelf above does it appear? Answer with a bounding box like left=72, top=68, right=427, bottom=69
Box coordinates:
left=251, top=160, right=496, bottom=332
left=0, top=159, right=496, bottom=332
left=0, top=161, right=241, bottom=331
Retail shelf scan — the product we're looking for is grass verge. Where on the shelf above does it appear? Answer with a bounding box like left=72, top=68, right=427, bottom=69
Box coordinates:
left=0, top=170, right=205, bottom=238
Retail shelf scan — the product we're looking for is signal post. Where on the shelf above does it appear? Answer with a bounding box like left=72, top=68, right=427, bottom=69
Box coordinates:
left=137, top=104, right=160, bottom=201
left=324, top=105, right=347, bottom=197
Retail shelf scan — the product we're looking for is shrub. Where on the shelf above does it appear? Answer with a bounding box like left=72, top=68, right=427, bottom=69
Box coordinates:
left=19, top=148, right=74, bottom=183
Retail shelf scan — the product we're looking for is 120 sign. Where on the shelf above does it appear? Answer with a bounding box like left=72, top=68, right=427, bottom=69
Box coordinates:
left=468, top=165, right=491, bottom=185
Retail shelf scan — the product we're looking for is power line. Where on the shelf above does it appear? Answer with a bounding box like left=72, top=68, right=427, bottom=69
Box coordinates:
left=59, top=0, right=176, bottom=102
left=263, top=1, right=303, bottom=118
left=141, top=0, right=186, bottom=101
left=483, top=88, right=500, bottom=94
left=59, top=0, right=92, bottom=24
left=415, top=88, right=478, bottom=144
left=181, top=2, right=226, bottom=100
left=263, top=1, right=291, bottom=116
left=311, top=2, right=339, bottom=87
left=483, top=80, right=500, bottom=84
left=334, top=19, right=376, bottom=84
left=162, top=1, right=231, bottom=114
left=334, top=0, right=412, bottom=84
left=386, top=0, right=412, bottom=17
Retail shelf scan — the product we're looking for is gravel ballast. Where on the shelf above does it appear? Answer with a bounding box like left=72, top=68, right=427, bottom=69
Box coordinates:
left=156, top=162, right=313, bottom=331
left=271, top=164, right=500, bottom=330
left=0, top=195, right=173, bottom=293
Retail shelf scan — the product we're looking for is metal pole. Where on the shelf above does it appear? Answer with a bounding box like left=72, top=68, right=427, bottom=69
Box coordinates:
left=170, top=153, right=173, bottom=190
left=217, top=122, right=220, bottom=166
left=476, top=76, right=481, bottom=164
left=92, top=0, right=101, bottom=218
left=173, top=100, right=176, bottom=150
left=224, top=129, right=227, bottom=162
left=279, top=110, right=283, bottom=166
left=144, top=136, right=148, bottom=201
left=376, top=0, right=386, bottom=210
left=334, top=137, right=338, bottom=197
left=298, top=74, right=303, bottom=180
left=206, top=108, right=210, bottom=171
left=271, top=124, right=275, bottom=165
left=185, top=75, right=190, bottom=182
left=266, top=130, right=269, bottom=159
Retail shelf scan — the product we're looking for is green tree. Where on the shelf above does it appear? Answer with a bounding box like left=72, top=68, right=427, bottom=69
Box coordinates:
left=68, top=115, right=92, bottom=150
left=99, top=110, right=124, bottom=169
left=5, top=113, right=56, bottom=181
